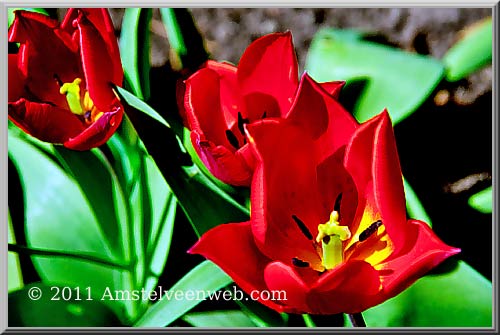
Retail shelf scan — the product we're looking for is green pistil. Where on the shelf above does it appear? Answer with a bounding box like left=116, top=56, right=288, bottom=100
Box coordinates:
left=60, top=78, right=84, bottom=115
left=316, top=211, right=351, bottom=270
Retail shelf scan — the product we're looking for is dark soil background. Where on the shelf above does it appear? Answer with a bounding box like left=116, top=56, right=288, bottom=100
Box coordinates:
left=49, top=8, right=493, bottom=325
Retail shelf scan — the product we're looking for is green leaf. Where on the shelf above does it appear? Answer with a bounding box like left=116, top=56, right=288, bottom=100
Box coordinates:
left=140, top=156, right=177, bottom=304
left=116, top=87, right=249, bottom=236
left=182, top=310, right=257, bottom=327
left=305, top=28, right=444, bottom=124
left=404, top=178, right=432, bottom=227
left=52, top=147, right=129, bottom=261
left=442, top=17, right=492, bottom=82
left=134, top=260, right=232, bottom=327
left=107, top=116, right=177, bottom=316
left=468, top=186, right=492, bottom=214
left=8, top=134, right=135, bottom=322
left=160, top=8, right=187, bottom=57
left=8, top=211, right=23, bottom=292
left=8, top=8, right=48, bottom=27
left=172, top=165, right=250, bottom=237
left=9, top=283, right=122, bottom=326
left=115, top=85, right=170, bottom=128
left=364, top=260, right=492, bottom=327
left=120, top=8, right=152, bottom=100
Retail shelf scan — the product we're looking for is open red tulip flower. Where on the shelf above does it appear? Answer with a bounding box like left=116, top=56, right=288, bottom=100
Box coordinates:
left=8, top=9, right=123, bottom=150
left=183, top=31, right=344, bottom=186
left=190, top=96, right=460, bottom=314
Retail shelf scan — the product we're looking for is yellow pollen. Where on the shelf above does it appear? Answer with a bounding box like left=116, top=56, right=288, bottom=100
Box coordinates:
left=59, top=78, right=99, bottom=123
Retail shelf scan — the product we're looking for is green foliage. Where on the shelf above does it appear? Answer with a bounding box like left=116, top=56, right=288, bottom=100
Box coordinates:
left=468, top=186, right=493, bottom=214
left=120, top=8, right=152, bottom=100
left=404, top=178, right=432, bottom=227
left=364, top=260, right=492, bottom=327
left=8, top=212, right=23, bottom=292
left=182, top=310, right=257, bottom=327
left=9, top=283, right=122, bottom=326
left=134, top=261, right=232, bottom=327
left=442, top=17, right=492, bottom=82
left=305, top=28, right=444, bottom=124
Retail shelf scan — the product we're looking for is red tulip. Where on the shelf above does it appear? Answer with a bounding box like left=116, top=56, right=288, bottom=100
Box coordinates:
left=183, top=32, right=345, bottom=186
left=190, top=107, right=460, bottom=314
left=8, top=9, right=123, bottom=150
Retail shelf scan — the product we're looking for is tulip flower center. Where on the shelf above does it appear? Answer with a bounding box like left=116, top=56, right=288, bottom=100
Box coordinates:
left=316, top=210, right=351, bottom=270
left=55, top=75, right=103, bottom=124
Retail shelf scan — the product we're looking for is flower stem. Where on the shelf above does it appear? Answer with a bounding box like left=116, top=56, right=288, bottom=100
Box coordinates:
left=347, top=313, right=366, bottom=327
left=302, top=314, right=316, bottom=327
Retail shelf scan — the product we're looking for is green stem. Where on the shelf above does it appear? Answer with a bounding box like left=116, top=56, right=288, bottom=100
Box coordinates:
left=302, top=314, right=316, bottom=327
left=347, top=313, right=366, bottom=327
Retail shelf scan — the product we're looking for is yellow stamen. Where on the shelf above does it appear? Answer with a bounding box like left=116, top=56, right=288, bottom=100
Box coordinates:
left=316, top=210, right=351, bottom=270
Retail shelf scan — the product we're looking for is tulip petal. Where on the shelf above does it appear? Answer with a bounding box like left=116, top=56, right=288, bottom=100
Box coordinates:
left=246, top=120, right=323, bottom=270
left=190, top=131, right=253, bottom=186
left=319, top=80, right=345, bottom=100
left=63, top=8, right=122, bottom=85
left=286, top=74, right=358, bottom=162
left=316, top=147, right=358, bottom=231
left=8, top=54, right=25, bottom=102
left=264, top=262, right=310, bottom=314
left=205, top=60, right=241, bottom=124
left=8, top=99, right=85, bottom=144
left=372, top=110, right=408, bottom=251
left=189, top=222, right=286, bottom=312
left=185, top=68, right=236, bottom=148
left=238, top=32, right=299, bottom=120
left=74, top=11, right=119, bottom=112
left=343, top=112, right=407, bottom=251
left=64, top=103, right=123, bottom=151
left=8, top=10, right=81, bottom=107
left=375, top=219, right=461, bottom=303
left=308, top=260, right=381, bottom=314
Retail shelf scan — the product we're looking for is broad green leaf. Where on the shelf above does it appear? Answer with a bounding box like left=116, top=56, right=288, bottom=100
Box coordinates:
left=182, top=310, right=257, bottom=327
left=364, top=260, right=492, bottom=327
left=8, top=211, right=23, bottom=292
left=134, top=260, right=232, bottom=327
left=8, top=8, right=48, bottom=27
left=234, top=296, right=287, bottom=327
left=139, top=156, right=177, bottom=311
left=9, top=283, right=122, bottom=326
left=52, top=147, right=129, bottom=261
left=443, top=17, right=492, bottom=82
left=305, top=28, right=444, bottom=124
left=404, top=178, right=432, bottom=227
left=8, top=134, right=135, bottom=322
left=115, top=85, right=170, bottom=128
left=120, top=8, right=152, bottom=100
left=468, top=186, right=493, bottom=214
